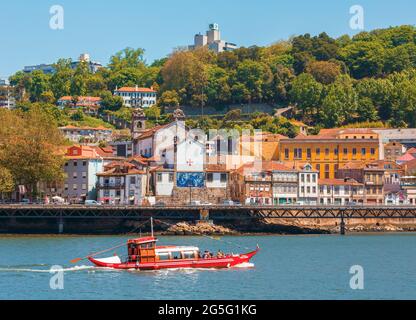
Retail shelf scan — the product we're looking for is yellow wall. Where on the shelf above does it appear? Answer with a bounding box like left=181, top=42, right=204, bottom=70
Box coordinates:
left=279, top=140, right=379, bottom=179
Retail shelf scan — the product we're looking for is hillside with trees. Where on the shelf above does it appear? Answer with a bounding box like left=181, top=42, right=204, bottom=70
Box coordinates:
left=8, top=25, right=416, bottom=130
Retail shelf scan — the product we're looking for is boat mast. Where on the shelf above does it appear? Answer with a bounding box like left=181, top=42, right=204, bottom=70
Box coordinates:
left=150, top=217, right=154, bottom=237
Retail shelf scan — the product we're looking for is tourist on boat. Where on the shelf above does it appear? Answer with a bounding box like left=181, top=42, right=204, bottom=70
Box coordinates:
left=203, top=250, right=213, bottom=259
left=217, top=250, right=225, bottom=258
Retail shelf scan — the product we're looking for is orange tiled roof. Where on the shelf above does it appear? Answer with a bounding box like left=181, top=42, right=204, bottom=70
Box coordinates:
left=65, top=145, right=114, bottom=160
left=115, top=87, right=156, bottom=93
left=236, top=161, right=292, bottom=174
left=205, top=164, right=230, bottom=172
left=59, top=96, right=101, bottom=101
left=137, top=124, right=170, bottom=140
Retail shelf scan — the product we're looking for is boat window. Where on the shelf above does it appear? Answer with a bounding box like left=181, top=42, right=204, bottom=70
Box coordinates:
left=183, top=251, right=196, bottom=259
left=171, top=251, right=182, bottom=260
left=157, top=253, right=170, bottom=261
left=140, top=243, right=154, bottom=249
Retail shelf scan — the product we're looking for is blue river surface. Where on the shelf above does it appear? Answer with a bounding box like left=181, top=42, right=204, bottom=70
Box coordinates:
left=0, top=233, right=415, bottom=300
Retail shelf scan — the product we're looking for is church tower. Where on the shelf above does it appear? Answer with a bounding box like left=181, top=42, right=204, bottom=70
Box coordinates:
left=131, top=107, right=146, bottom=140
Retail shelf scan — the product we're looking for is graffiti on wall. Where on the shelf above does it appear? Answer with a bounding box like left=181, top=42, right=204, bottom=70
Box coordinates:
left=176, top=172, right=205, bottom=188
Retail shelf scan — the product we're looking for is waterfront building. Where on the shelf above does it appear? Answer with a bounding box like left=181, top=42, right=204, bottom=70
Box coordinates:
left=59, top=125, right=113, bottom=144
left=61, top=145, right=117, bottom=203
left=337, top=161, right=385, bottom=205
left=272, top=168, right=299, bottom=205
left=204, top=164, right=231, bottom=203
left=187, top=23, right=237, bottom=54
left=23, top=53, right=102, bottom=74
left=297, top=163, right=319, bottom=204
left=96, top=161, right=147, bottom=205
left=401, top=176, right=416, bottom=205
left=230, top=161, right=293, bottom=205
left=279, top=128, right=379, bottom=179
left=318, top=178, right=364, bottom=205
left=114, top=86, right=157, bottom=108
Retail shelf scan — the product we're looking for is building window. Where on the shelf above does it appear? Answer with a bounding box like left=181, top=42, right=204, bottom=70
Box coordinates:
left=64, top=184, right=68, bottom=191
left=361, top=148, right=366, bottom=156
left=157, top=173, right=162, bottom=182
left=73, top=161, right=77, bottom=167
left=307, top=148, right=311, bottom=159
left=73, top=172, right=77, bottom=179
left=130, top=176, right=136, bottom=185
left=371, top=148, right=375, bottom=155
left=82, top=172, right=87, bottom=179
left=65, top=162, right=68, bottom=167
left=352, top=148, right=357, bottom=156
left=73, top=184, right=77, bottom=190
left=83, top=161, right=87, bottom=166
left=316, top=148, right=321, bottom=156
left=207, top=173, right=213, bottom=182
left=220, top=173, right=227, bottom=183
left=284, top=149, right=289, bottom=159
left=82, top=184, right=87, bottom=190
left=334, top=148, right=338, bottom=156
left=169, top=173, right=174, bottom=182
left=325, top=148, right=330, bottom=157
left=294, top=148, right=302, bottom=159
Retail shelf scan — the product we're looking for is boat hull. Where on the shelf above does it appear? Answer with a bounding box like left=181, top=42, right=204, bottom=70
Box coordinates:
left=88, top=249, right=258, bottom=270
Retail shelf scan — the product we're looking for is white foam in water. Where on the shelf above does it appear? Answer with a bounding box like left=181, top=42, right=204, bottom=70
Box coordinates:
left=233, top=262, right=255, bottom=268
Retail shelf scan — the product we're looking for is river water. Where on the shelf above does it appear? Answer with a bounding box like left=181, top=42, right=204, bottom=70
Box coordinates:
left=0, top=234, right=415, bottom=300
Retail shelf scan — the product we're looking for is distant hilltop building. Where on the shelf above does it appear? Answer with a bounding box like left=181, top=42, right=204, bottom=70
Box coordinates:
left=114, top=86, right=157, bottom=108
left=0, top=79, right=15, bottom=109
left=179, top=23, right=237, bottom=54
left=23, top=53, right=102, bottom=74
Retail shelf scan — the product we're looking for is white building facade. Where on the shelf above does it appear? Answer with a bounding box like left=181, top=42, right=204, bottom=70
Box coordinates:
left=114, top=86, right=157, bottom=108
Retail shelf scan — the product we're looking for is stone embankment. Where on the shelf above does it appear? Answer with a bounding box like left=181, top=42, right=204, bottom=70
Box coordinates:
left=158, top=218, right=416, bottom=235
left=162, top=222, right=236, bottom=236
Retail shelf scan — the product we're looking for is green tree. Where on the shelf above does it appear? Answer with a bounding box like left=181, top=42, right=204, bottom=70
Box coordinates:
left=289, top=73, right=323, bottom=118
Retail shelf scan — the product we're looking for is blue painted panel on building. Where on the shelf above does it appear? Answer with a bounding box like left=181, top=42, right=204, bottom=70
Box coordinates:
left=177, top=172, right=205, bottom=188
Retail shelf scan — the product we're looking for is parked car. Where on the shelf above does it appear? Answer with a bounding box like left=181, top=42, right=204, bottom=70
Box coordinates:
left=222, top=200, right=235, bottom=206
left=84, top=200, right=101, bottom=206
left=154, top=201, right=166, bottom=207
left=20, top=198, right=31, bottom=205
left=188, top=200, right=202, bottom=206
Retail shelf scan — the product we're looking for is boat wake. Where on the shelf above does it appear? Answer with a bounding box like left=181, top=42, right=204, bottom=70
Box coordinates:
left=233, top=262, right=255, bottom=268
left=0, top=265, right=94, bottom=273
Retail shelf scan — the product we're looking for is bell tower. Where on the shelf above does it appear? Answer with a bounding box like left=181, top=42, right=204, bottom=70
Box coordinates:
left=131, top=107, right=146, bottom=140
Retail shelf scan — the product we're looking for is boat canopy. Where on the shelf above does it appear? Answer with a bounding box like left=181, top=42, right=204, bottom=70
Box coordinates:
left=156, top=246, right=199, bottom=254
left=128, top=237, right=158, bottom=245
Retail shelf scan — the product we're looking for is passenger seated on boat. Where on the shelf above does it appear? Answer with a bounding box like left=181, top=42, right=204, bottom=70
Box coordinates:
left=203, top=250, right=211, bottom=259
left=217, top=250, right=225, bottom=258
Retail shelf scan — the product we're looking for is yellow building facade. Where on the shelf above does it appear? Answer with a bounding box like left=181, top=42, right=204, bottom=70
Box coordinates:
left=278, top=130, right=380, bottom=179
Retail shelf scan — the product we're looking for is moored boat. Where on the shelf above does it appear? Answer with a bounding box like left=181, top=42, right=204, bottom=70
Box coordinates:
left=88, top=236, right=259, bottom=270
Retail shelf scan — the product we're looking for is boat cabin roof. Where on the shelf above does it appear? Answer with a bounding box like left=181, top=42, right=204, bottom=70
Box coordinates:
left=156, top=246, right=199, bottom=254
left=127, top=237, right=158, bottom=245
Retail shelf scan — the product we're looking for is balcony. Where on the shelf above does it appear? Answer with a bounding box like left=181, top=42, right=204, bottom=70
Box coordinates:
left=98, top=183, right=125, bottom=189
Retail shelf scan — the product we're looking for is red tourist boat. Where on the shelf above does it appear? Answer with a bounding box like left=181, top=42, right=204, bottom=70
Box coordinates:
left=87, top=236, right=259, bottom=270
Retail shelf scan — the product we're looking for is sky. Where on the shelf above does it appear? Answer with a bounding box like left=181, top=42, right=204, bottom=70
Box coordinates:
left=0, top=0, right=415, bottom=78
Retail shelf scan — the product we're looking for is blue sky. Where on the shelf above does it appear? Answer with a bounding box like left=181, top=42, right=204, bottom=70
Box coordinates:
left=0, top=0, right=415, bottom=78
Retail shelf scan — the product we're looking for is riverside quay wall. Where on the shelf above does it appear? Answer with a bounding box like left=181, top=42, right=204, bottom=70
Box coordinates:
left=0, top=205, right=416, bottom=234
